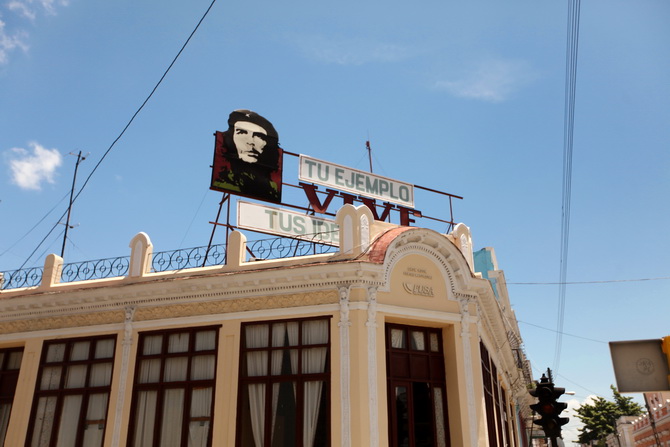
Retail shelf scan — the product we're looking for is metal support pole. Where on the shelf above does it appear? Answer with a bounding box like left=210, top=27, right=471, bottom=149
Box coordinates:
left=61, top=151, right=85, bottom=258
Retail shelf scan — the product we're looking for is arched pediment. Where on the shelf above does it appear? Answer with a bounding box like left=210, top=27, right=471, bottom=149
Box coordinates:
left=368, top=227, right=479, bottom=309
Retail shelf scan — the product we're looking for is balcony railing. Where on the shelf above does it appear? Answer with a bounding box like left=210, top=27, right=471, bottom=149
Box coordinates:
left=1, top=234, right=338, bottom=291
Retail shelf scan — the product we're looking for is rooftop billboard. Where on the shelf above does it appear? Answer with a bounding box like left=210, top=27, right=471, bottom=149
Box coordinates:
left=210, top=110, right=283, bottom=203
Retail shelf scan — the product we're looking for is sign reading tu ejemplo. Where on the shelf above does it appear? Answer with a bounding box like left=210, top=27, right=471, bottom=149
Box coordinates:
left=299, top=155, right=415, bottom=208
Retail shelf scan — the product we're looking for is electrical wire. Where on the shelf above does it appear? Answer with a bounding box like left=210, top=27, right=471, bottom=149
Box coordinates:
left=15, top=0, right=218, bottom=270
left=0, top=190, right=70, bottom=260
left=509, top=276, right=670, bottom=285
left=555, top=0, right=581, bottom=375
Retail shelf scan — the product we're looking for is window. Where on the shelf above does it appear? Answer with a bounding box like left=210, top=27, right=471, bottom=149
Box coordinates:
left=481, top=341, right=513, bottom=447
left=386, top=324, right=450, bottom=447
left=26, top=336, right=116, bottom=447
left=0, top=347, right=23, bottom=446
left=127, top=326, right=219, bottom=447
left=237, top=317, right=330, bottom=447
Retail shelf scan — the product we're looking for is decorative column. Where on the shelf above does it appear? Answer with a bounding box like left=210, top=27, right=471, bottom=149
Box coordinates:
left=366, top=286, right=379, bottom=447
left=459, top=296, right=478, bottom=446
left=111, top=306, right=135, bottom=447
left=338, top=285, right=352, bottom=447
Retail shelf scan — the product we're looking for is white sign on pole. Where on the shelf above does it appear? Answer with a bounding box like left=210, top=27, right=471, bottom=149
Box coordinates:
left=237, top=201, right=339, bottom=246
left=610, top=339, right=670, bottom=392
left=298, top=155, right=415, bottom=208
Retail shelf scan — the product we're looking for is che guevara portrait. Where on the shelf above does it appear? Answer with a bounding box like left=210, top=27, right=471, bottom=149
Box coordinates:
left=210, top=110, right=282, bottom=203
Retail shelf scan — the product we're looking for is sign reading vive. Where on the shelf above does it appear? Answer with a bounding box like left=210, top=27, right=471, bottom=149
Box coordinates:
left=299, top=155, right=415, bottom=208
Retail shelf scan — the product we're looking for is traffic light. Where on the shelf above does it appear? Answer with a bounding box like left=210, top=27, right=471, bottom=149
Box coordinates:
left=529, top=373, right=569, bottom=440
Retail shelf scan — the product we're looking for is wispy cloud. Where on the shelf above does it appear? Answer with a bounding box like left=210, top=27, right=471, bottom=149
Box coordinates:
left=7, top=142, right=63, bottom=190
left=293, top=35, right=413, bottom=66
left=0, top=18, right=29, bottom=64
left=0, top=0, right=68, bottom=65
left=8, top=0, right=69, bottom=19
left=435, top=58, right=537, bottom=103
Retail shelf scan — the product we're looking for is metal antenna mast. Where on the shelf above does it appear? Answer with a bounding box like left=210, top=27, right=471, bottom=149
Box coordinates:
left=366, top=140, right=373, bottom=173
left=61, top=151, right=86, bottom=258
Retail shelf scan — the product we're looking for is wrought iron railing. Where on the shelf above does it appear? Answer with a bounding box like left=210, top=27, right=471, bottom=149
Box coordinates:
left=1, top=234, right=338, bottom=290
left=61, top=256, right=130, bottom=283
left=0, top=266, right=44, bottom=290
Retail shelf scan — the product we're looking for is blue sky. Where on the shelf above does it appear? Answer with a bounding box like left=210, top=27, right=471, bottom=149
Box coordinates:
left=1, top=0, right=669, bottom=443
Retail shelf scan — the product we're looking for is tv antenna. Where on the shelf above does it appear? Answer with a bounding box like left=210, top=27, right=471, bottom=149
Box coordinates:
left=61, top=151, right=87, bottom=258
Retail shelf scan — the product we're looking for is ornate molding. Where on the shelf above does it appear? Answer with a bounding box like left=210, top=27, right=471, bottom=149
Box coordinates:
left=0, top=310, right=125, bottom=334
left=133, top=290, right=338, bottom=322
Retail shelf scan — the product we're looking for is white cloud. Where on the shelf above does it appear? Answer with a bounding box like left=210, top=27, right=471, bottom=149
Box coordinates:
left=0, top=18, right=29, bottom=64
left=1, top=0, right=68, bottom=65
left=435, top=58, right=537, bottom=103
left=7, top=142, right=63, bottom=190
left=294, top=35, right=412, bottom=66
left=7, top=0, right=68, bottom=19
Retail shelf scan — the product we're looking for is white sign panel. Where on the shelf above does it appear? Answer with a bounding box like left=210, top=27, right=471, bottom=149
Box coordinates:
left=299, top=155, right=415, bottom=208
left=610, top=339, right=670, bottom=392
left=237, top=201, right=339, bottom=246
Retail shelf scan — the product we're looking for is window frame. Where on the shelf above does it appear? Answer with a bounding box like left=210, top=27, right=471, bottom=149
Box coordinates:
left=236, top=316, right=331, bottom=447
left=385, top=323, right=451, bottom=447
left=0, top=347, right=24, bottom=447
left=126, top=325, right=221, bottom=447
left=25, top=335, right=117, bottom=447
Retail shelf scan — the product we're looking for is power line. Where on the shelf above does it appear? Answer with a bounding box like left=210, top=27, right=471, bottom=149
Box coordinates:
left=555, top=0, right=581, bottom=375
left=518, top=320, right=606, bottom=344
left=16, top=0, right=218, bottom=270
left=509, top=276, right=670, bottom=285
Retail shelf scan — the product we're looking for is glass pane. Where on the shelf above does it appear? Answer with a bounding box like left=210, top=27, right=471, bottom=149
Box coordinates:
left=168, top=333, right=190, bottom=353
left=188, top=387, right=212, bottom=446
left=90, top=362, right=113, bottom=387
left=40, top=366, right=62, bottom=390
left=412, top=382, right=434, bottom=447
left=7, top=351, right=23, bottom=369
left=31, top=396, right=57, bottom=447
left=164, top=357, right=188, bottom=381
left=191, top=387, right=212, bottom=418
left=132, top=391, right=157, bottom=447
left=143, top=335, right=163, bottom=355
left=70, top=341, right=91, bottom=361
left=84, top=393, right=109, bottom=447
left=195, top=330, right=216, bottom=351
left=394, top=386, right=409, bottom=447
left=95, top=339, right=115, bottom=359
left=433, top=387, right=447, bottom=447
left=410, top=331, right=425, bottom=351
left=302, top=320, right=328, bottom=345
left=241, top=383, right=265, bottom=447
left=138, top=359, right=161, bottom=383
left=55, top=394, right=83, bottom=447
left=160, top=388, right=185, bottom=447
left=46, top=343, right=66, bottom=362
left=271, top=382, right=296, bottom=447
left=191, top=355, right=215, bottom=381
left=272, top=323, right=286, bottom=347
left=430, top=333, right=439, bottom=352
left=246, top=351, right=268, bottom=377
left=303, top=381, right=325, bottom=447
left=391, top=329, right=405, bottom=349
left=65, top=364, right=88, bottom=388
left=0, top=403, right=12, bottom=447
left=245, top=325, right=269, bottom=349
left=302, top=347, right=327, bottom=374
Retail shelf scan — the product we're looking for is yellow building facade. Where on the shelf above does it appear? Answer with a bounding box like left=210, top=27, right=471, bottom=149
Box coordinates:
left=0, top=205, right=533, bottom=447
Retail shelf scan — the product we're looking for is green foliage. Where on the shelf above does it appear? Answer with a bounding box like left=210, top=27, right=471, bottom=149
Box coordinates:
left=574, top=386, right=643, bottom=444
